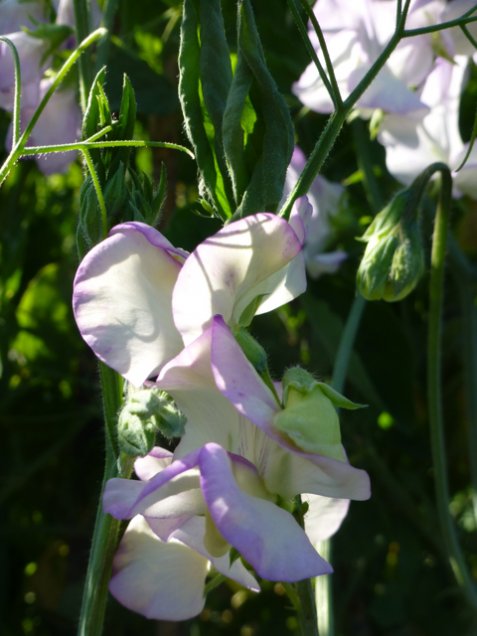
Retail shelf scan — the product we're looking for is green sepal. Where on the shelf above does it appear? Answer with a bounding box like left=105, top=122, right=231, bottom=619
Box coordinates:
left=233, top=327, right=268, bottom=375
left=82, top=67, right=112, bottom=140
left=275, top=367, right=364, bottom=459
left=117, top=74, right=137, bottom=140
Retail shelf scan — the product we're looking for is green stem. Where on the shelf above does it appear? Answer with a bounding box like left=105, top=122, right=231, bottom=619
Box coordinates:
left=351, top=119, right=385, bottom=212
left=299, top=0, right=343, bottom=107
left=403, top=14, right=477, bottom=38
left=77, top=364, right=131, bottom=636
left=295, top=578, right=320, bottom=636
left=0, top=28, right=107, bottom=187
left=287, top=0, right=336, bottom=109
left=73, top=0, right=93, bottom=111
left=427, top=167, right=477, bottom=609
left=331, top=295, right=367, bottom=395
left=81, top=148, right=108, bottom=238
left=21, top=139, right=194, bottom=158
left=0, top=37, right=21, bottom=146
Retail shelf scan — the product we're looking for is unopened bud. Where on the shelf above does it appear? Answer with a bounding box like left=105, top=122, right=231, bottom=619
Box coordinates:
left=274, top=367, right=363, bottom=460
left=357, top=190, right=425, bottom=302
left=118, top=388, right=186, bottom=456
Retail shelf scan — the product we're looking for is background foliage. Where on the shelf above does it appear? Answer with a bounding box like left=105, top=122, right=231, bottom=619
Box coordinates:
left=1, top=1, right=477, bottom=634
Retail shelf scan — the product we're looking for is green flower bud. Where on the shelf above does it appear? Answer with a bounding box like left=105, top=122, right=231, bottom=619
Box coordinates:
left=357, top=189, right=425, bottom=302
left=118, top=388, right=186, bottom=457
left=274, top=367, right=363, bottom=461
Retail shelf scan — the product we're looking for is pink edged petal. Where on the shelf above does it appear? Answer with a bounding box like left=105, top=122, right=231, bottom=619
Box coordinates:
left=134, top=447, right=173, bottom=481
left=73, top=222, right=184, bottom=386
left=171, top=517, right=260, bottom=592
left=173, top=213, right=303, bottom=344
left=199, top=444, right=332, bottom=581
left=103, top=447, right=204, bottom=519
left=110, top=515, right=208, bottom=621
left=302, top=494, right=350, bottom=544
left=156, top=325, right=244, bottom=454
left=210, top=317, right=279, bottom=432
left=263, top=442, right=371, bottom=501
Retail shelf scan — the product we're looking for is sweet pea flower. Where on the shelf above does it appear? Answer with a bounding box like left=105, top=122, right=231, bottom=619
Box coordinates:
left=284, top=147, right=347, bottom=277
left=293, top=0, right=442, bottom=116
left=102, top=317, right=368, bottom=619
left=106, top=449, right=260, bottom=621
left=378, top=57, right=477, bottom=199
left=73, top=214, right=306, bottom=386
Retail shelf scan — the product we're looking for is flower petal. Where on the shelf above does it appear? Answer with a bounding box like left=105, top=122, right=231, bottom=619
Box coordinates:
left=73, top=222, right=184, bottom=386
left=170, top=516, right=260, bottom=592
left=173, top=213, right=304, bottom=344
left=109, top=515, right=208, bottom=621
left=134, top=446, right=173, bottom=481
left=302, top=494, right=350, bottom=544
left=200, top=444, right=332, bottom=581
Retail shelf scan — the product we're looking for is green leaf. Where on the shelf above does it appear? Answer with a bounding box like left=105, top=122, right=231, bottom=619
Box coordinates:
left=179, top=0, right=233, bottom=219
left=227, top=0, right=294, bottom=217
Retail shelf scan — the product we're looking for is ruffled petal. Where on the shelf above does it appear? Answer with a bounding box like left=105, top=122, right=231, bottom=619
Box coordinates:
left=103, top=448, right=204, bottom=519
left=73, top=222, right=184, bottom=386
left=173, top=213, right=304, bottom=344
left=109, top=515, right=208, bottom=621
left=200, top=444, right=332, bottom=581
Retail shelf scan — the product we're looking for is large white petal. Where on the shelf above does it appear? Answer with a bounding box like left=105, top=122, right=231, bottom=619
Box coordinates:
left=73, top=222, right=184, bottom=386
left=109, top=516, right=208, bottom=621
left=172, top=214, right=303, bottom=344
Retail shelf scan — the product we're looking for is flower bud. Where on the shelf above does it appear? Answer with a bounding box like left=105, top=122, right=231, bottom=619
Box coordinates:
left=273, top=367, right=363, bottom=460
left=356, top=190, right=425, bottom=302
left=118, top=388, right=186, bottom=456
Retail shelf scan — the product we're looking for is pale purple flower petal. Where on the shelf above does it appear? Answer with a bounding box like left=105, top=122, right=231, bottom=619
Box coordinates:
left=18, top=81, right=81, bottom=174
left=73, top=222, right=184, bottom=386
left=302, top=494, right=350, bottom=544
left=109, top=515, right=209, bottom=621
left=172, top=213, right=305, bottom=344
left=200, top=444, right=332, bottom=580
left=209, top=317, right=371, bottom=500
left=171, top=516, right=260, bottom=591
left=134, top=447, right=173, bottom=481
left=0, top=32, right=46, bottom=109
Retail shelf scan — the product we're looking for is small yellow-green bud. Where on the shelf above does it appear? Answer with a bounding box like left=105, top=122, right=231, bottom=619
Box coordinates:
left=357, top=190, right=425, bottom=302
left=274, top=367, right=363, bottom=460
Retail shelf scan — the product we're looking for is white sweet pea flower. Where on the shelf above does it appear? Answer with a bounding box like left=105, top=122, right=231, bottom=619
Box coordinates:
left=378, top=57, right=477, bottom=198
left=73, top=215, right=306, bottom=386
left=293, top=0, right=443, bottom=116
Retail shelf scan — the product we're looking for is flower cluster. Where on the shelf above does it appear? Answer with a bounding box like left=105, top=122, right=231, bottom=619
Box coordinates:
left=0, top=0, right=99, bottom=174
left=73, top=211, right=370, bottom=620
left=293, top=0, right=477, bottom=197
